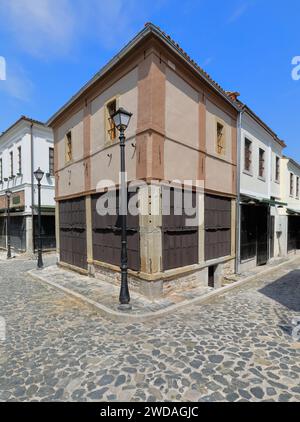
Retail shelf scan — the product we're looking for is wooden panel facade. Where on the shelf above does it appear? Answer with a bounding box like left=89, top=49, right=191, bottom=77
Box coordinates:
left=205, top=194, right=231, bottom=261
left=162, top=188, right=198, bottom=271
left=92, top=191, right=140, bottom=271
left=59, top=198, right=87, bottom=270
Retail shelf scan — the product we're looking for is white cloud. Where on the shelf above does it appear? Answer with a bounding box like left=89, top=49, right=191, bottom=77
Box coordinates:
left=0, top=0, right=167, bottom=57
left=227, top=3, right=249, bottom=23
left=0, top=62, right=34, bottom=101
left=81, top=0, right=166, bottom=50
left=0, top=0, right=76, bottom=58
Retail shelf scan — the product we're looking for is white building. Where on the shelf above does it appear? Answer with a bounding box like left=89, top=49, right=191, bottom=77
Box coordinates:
left=279, top=156, right=300, bottom=256
left=232, top=98, right=287, bottom=272
left=0, top=116, right=55, bottom=253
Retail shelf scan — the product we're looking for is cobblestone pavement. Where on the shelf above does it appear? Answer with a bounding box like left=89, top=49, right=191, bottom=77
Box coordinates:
left=30, top=265, right=213, bottom=315
left=0, top=257, right=299, bottom=402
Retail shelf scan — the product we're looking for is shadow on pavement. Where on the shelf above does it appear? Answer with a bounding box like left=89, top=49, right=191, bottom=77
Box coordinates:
left=259, top=270, right=300, bottom=312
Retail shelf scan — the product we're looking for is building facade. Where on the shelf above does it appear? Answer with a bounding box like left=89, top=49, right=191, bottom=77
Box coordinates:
left=0, top=117, right=56, bottom=253
left=279, top=157, right=300, bottom=255
left=49, top=23, right=239, bottom=298
left=235, top=101, right=286, bottom=272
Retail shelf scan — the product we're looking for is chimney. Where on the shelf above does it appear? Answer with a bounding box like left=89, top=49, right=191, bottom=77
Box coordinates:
left=226, top=91, right=240, bottom=102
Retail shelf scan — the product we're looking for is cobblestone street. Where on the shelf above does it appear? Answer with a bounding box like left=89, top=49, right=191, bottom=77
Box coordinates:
left=0, top=257, right=299, bottom=402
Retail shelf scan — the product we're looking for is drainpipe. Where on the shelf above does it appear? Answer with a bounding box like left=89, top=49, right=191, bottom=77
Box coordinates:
left=235, top=108, right=244, bottom=274
left=30, top=123, right=34, bottom=249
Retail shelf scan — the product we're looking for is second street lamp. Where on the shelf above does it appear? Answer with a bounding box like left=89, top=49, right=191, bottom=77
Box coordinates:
left=34, top=167, right=44, bottom=269
left=112, top=107, right=133, bottom=311
left=6, top=190, right=12, bottom=260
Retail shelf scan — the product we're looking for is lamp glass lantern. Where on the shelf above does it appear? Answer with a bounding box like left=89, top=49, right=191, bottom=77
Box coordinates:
left=34, top=167, right=44, bottom=182
left=112, top=107, right=133, bottom=132
left=5, top=190, right=12, bottom=198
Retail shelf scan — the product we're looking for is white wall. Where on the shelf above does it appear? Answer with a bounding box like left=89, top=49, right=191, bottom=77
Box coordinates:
left=240, top=113, right=283, bottom=200
left=281, top=158, right=300, bottom=211
left=0, top=119, right=55, bottom=213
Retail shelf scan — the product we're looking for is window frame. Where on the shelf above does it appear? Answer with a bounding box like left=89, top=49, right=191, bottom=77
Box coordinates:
left=65, top=130, right=72, bottom=163
left=0, top=158, right=2, bottom=182
left=258, top=148, right=266, bottom=179
left=296, top=176, right=300, bottom=199
left=17, top=146, right=22, bottom=175
left=290, top=173, right=294, bottom=197
left=49, top=147, right=55, bottom=176
left=216, top=120, right=226, bottom=156
left=244, top=138, right=252, bottom=173
left=105, top=97, right=118, bottom=144
left=10, top=151, right=14, bottom=178
left=275, top=156, right=280, bottom=183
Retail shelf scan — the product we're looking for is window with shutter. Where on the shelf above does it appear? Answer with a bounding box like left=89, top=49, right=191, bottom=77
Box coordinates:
left=290, top=173, right=294, bottom=196
left=216, top=122, right=225, bottom=155
left=244, top=138, right=252, bottom=172
left=65, top=131, right=72, bottom=163
left=17, top=146, right=22, bottom=175
left=106, top=99, right=117, bottom=142
left=10, top=151, right=14, bottom=177
left=49, top=148, right=55, bottom=176
left=275, top=156, right=280, bottom=182
left=259, top=148, right=265, bottom=178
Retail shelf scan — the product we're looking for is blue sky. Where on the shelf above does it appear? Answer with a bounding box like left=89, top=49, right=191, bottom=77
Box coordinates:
left=0, top=0, right=299, bottom=160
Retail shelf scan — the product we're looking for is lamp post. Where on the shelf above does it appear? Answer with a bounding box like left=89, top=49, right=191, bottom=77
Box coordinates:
left=112, top=107, right=133, bottom=310
left=34, top=167, right=44, bottom=269
left=6, top=190, right=12, bottom=260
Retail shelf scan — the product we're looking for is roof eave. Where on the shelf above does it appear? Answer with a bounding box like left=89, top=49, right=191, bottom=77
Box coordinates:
left=243, top=105, right=286, bottom=148
left=0, top=116, right=47, bottom=142
left=47, top=24, right=239, bottom=127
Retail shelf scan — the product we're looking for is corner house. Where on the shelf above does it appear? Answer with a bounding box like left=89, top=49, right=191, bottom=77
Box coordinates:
left=48, top=23, right=239, bottom=298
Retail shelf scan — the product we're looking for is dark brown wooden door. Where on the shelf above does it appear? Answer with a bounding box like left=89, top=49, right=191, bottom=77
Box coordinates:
left=205, top=195, right=231, bottom=261
left=288, top=216, right=300, bottom=252
left=10, top=216, right=26, bottom=251
left=256, top=206, right=269, bottom=266
left=59, top=198, right=87, bottom=270
left=0, top=217, right=6, bottom=249
left=91, top=192, right=140, bottom=271
left=269, top=215, right=275, bottom=259
left=241, top=205, right=257, bottom=261
left=162, top=188, right=198, bottom=271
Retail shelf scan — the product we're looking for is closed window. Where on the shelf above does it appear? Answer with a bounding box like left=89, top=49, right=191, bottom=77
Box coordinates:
left=259, top=148, right=265, bottom=178
left=49, top=147, right=54, bottom=176
left=0, top=158, right=2, bottom=181
left=65, top=131, right=72, bottom=163
left=10, top=151, right=13, bottom=177
left=17, top=146, right=22, bottom=175
left=244, top=138, right=252, bottom=172
left=106, top=99, right=117, bottom=142
left=290, top=173, right=294, bottom=196
left=216, top=122, right=225, bottom=155
left=296, top=177, right=300, bottom=198
left=205, top=194, right=231, bottom=261
left=275, top=156, right=280, bottom=182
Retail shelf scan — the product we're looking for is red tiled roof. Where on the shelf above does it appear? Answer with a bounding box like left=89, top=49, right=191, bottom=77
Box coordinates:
left=144, top=22, right=233, bottom=100
left=48, top=22, right=239, bottom=126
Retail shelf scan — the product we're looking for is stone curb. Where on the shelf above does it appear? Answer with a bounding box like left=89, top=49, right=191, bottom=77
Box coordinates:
left=27, top=256, right=300, bottom=323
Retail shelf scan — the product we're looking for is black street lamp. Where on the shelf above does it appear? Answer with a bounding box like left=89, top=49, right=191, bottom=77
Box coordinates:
left=112, top=107, right=133, bottom=311
left=6, top=190, right=12, bottom=260
left=34, top=167, right=44, bottom=269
